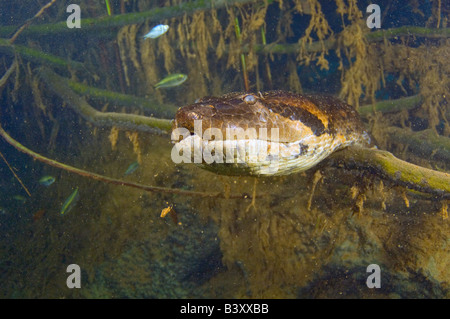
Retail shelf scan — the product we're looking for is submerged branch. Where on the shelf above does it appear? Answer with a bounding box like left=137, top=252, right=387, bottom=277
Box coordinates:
left=39, top=67, right=173, bottom=133
left=8, top=0, right=57, bottom=43
left=249, top=27, right=449, bottom=55
left=358, top=95, right=423, bottom=117
left=365, top=26, right=450, bottom=41
left=0, top=58, right=17, bottom=89
left=0, top=40, right=178, bottom=118
left=0, top=38, right=86, bottom=72
left=358, top=97, right=450, bottom=163
left=329, top=146, right=450, bottom=199
left=67, top=80, right=179, bottom=119
left=0, top=0, right=447, bottom=44
left=386, top=127, right=450, bottom=163
left=0, top=123, right=254, bottom=200
left=0, top=0, right=259, bottom=38
left=2, top=25, right=448, bottom=84
left=0, top=149, right=31, bottom=197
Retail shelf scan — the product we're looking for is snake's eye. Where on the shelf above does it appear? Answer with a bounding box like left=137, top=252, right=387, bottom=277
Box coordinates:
left=244, top=94, right=257, bottom=104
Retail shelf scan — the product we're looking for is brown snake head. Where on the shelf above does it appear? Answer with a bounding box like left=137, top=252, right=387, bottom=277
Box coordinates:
left=172, top=90, right=372, bottom=176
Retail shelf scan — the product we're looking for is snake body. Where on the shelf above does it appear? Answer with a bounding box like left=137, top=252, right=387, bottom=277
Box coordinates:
left=172, top=90, right=372, bottom=176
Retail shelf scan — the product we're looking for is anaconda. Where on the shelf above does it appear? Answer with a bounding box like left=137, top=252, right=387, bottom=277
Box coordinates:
left=172, top=90, right=372, bottom=176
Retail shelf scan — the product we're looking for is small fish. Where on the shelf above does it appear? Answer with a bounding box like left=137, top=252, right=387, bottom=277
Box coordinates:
left=143, top=24, right=169, bottom=39
left=124, top=161, right=139, bottom=176
left=13, top=195, right=26, bottom=202
left=0, top=207, right=7, bottom=215
left=155, top=74, right=188, bottom=89
left=39, top=175, right=55, bottom=186
left=61, top=188, right=79, bottom=215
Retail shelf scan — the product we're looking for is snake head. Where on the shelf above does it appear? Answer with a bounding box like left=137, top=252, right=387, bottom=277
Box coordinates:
left=170, top=90, right=371, bottom=176
left=173, top=93, right=264, bottom=135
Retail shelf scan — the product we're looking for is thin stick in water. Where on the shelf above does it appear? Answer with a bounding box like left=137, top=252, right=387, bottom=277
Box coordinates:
left=0, top=151, right=31, bottom=197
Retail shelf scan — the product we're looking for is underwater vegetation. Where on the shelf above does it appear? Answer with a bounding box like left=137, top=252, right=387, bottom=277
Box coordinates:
left=0, top=0, right=449, bottom=299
